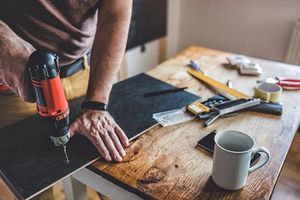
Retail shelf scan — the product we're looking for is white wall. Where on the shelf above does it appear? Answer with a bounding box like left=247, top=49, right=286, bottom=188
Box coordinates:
left=172, top=0, right=300, bottom=62
left=126, top=40, right=159, bottom=77
left=119, top=40, right=160, bottom=80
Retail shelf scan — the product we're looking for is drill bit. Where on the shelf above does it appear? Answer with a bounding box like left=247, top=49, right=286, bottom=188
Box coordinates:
left=63, top=145, right=70, bottom=164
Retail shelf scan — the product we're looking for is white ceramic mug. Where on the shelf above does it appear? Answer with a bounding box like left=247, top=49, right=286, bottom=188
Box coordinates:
left=212, top=129, right=270, bottom=190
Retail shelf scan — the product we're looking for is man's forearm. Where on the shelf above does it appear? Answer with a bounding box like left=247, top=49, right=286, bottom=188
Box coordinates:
left=0, top=20, right=34, bottom=80
left=0, top=20, right=35, bottom=101
left=86, top=0, right=132, bottom=103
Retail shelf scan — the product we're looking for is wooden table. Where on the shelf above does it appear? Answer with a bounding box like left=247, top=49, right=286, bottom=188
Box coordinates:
left=67, top=46, right=300, bottom=200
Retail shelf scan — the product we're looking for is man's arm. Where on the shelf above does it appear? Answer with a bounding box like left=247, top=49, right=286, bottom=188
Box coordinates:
left=87, top=0, right=132, bottom=103
left=0, top=20, right=35, bottom=102
left=70, top=0, right=132, bottom=162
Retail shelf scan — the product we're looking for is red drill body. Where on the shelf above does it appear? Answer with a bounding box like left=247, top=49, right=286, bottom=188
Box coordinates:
left=28, top=51, right=70, bottom=146
left=31, top=77, right=68, bottom=117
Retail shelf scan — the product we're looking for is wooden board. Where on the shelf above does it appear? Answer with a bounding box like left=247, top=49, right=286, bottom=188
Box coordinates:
left=0, top=177, right=17, bottom=200
left=90, top=46, right=300, bottom=200
left=0, top=73, right=199, bottom=200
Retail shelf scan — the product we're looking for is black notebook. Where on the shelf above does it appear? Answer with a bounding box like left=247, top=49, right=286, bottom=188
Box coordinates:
left=0, top=73, right=200, bottom=199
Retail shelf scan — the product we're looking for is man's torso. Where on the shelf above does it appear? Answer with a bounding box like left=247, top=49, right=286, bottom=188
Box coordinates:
left=0, top=0, right=99, bottom=65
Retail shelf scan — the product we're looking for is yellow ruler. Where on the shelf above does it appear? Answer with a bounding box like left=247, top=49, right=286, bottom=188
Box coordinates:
left=187, top=68, right=250, bottom=99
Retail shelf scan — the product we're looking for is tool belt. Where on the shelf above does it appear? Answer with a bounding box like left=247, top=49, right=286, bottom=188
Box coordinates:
left=60, top=52, right=91, bottom=78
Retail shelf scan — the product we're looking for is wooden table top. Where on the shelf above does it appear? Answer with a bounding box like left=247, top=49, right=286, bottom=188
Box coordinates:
left=91, top=46, right=300, bottom=200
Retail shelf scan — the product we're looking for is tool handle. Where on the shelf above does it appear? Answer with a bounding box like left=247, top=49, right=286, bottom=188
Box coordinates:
left=247, top=102, right=282, bottom=115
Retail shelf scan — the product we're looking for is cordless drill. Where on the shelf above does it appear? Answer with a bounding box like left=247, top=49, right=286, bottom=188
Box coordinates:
left=28, top=50, right=70, bottom=147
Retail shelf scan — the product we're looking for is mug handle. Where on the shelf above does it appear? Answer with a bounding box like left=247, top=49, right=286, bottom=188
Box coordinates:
left=248, top=147, right=270, bottom=174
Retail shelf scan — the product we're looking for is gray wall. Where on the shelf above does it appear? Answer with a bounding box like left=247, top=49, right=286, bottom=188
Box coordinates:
left=176, top=0, right=300, bottom=62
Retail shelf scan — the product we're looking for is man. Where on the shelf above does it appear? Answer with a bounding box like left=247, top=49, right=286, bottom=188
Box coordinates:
left=0, top=0, right=132, bottom=163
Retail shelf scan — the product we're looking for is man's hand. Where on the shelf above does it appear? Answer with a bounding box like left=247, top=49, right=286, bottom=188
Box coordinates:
left=70, top=110, right=129, bottom=162
left=73, top=0, right=132, bottom=162
left=0, top=20, right=35, bottom=102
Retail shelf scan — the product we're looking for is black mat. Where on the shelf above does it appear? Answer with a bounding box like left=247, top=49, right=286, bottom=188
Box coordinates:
left=0, top=73, right=200, bottom=199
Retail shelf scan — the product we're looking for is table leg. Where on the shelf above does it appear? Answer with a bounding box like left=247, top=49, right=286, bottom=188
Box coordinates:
left=71, top=168, right=142, bottom=200
left=63, top=176, right=88, bottom=200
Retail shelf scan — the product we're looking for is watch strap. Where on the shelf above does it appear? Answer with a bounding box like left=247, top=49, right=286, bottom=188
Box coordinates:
left=81, top=101, right=108, bottom=111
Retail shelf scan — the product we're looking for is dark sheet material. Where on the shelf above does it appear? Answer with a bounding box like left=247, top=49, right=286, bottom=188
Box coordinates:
left=0, top=73, right=200, bottom=199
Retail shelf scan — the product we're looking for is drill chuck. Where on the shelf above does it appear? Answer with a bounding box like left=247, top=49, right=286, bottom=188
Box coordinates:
left=28, top=50, right=70, bottom=146
left=51, top=108, right=70, bottom=146
left=50, top=128, right=71, bottom=146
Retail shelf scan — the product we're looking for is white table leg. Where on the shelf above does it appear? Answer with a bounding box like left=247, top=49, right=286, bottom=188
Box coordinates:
left=71, top=168, right=142, bottom=200
left=63, top=176, right=88, bottom=200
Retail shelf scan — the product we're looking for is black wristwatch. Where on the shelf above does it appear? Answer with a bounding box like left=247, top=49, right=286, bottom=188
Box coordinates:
left=81, top=101, right=108, bottom=111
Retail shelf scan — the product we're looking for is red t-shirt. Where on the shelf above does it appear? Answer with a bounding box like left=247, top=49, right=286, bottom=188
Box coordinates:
left=0, top=0, right=99, bottom=65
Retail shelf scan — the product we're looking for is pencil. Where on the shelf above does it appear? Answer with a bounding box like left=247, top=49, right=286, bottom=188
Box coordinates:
left=143, top=87, right=188, bottom=97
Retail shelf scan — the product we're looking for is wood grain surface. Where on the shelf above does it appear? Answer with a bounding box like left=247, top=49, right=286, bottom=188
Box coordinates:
left=0, top=178, right=17, bottom=200
left=272, top=132, right=300, bottom=200
left=90, top=46, right=300, bottom=200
